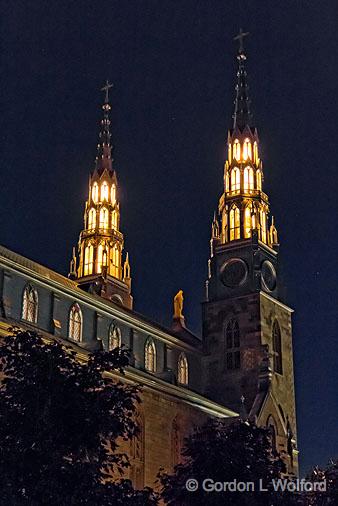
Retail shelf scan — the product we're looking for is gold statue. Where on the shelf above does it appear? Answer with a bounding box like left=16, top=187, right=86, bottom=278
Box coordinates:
left=173, top=290, right=184, bottom=319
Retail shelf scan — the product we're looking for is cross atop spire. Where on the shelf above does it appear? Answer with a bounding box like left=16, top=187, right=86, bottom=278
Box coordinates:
left=101, top=80, right=113, bottom=104
left=233, top=28, right=249, bottom=55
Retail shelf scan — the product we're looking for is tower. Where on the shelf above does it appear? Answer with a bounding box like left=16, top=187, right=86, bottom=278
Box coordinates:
left=202, top=32, right=298, bottom=473
left=69, top=82, right=132, bottom=309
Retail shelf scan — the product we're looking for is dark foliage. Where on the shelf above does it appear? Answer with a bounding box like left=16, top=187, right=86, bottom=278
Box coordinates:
left=158, top=418, right=298, bottom=505
left=0, top=329, right=157, bottom=505
left=304, top=459, right=338, bottom=505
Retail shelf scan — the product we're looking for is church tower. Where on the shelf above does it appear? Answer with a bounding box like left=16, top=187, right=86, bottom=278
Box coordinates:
left=202, top=32, right=298, bottom=473
left=69, top=82, right=132, bottom=309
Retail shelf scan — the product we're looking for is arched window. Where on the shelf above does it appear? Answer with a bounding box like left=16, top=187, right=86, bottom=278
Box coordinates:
left=22, top=285, right=38, bottom=323
left=111, top=184, right=116, bottom=204
left=88, top=208, right=96, bottom=230
left=101, top=181, right=109, bottom=201
left=243, top=138, right=252, bottom=160
left=231, top=167, right=240, bottom=192
left=145, top=337, right=156, bottom=373
left=68, top=303, right=82, bottom=342
left=228, top=143, right=232, bottom=163
left=99, top=207, right=109, bottom=230
left=96, top=243, right=107, bottom=273
left=92, top=182, right=99, bottom=203
left=233, top=139, right=240, bottom=160
left=260, top=210, right=267, bottom=243
left=112, top=210, right=118, bottom=229
left=111, top=244, right=120, bottom=278
left=253, top=141, right=258, bottom=164
left=109, top=325, right=121, bottom=350
left=177, top=353, right=189, bottom=385
left=267, top=415, right=278, bottom=454
left=225, top=172, right=229, bottom=193
left=244, top=206, right=252, bottom=238
left=84, top=244, right=94, bottom=275
left=225, top=319, right=240, bottom=370
left=272, top=321, right=283, bottom=374
left=256, top=169, right=262, bottom=190
left=244, top=167, right=254, bottom=191
left=229, top=205, right=240, bottom=241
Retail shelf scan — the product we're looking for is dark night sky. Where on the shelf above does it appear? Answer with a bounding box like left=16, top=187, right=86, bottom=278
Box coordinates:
left=1, top=0, right=338, bottom=474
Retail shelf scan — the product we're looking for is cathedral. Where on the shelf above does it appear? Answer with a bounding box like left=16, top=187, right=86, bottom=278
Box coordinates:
left=0, top=35, right=298, bottom=487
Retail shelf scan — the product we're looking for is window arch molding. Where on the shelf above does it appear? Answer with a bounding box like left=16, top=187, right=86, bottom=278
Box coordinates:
left=22, top=284, right=38, bottom=323
left=267, top=414, right=278, bottom=454
left=229, top=204, right=240, bottom=241
left=177, top=352, right=189, bottom=385
left=68, top=303, right=83, bottom=342
left=109, top=323, right=121, bottom=350
left=272, top=320, right=283, bottom=374
left=144, top=337, right=156, bottom=373
left=224, top=318, right=240, bottom=370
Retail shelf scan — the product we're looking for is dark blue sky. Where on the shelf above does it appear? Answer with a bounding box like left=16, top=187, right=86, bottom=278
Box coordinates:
left=2, top=0, right=338, bottom=474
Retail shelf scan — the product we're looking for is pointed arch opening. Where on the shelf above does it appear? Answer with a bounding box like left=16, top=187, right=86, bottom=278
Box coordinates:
left=92, top=182, right=99, bottom=203
left=244, top=166, right=254, bottom=191
left=256, top=169, right=262, bottom=190
left=111, top=184, right=116, bottom=204
left=88, top=208, right=96, bottom=230
left=101, top=181, right=109, bottom=201
left=22, top=285, right=38, bottom=323
left=112, top=210, right=118, bottom=229
left=177, top=353, right=189, bottom=385
left=84, top=243, right=94, bottom=275
left=243, top=138, right=252, bottom=160
left=231, top=167, right=240, bottom=192
left=99, top=207, right=109, bottom=230
left=145, top=337, right=156, bottom=373
left=233, top=139, right=240, bottom=160
left=68, top=303, right=82, bottom=342
left=229, top=205, right=240, bottom=241
left=272, top=321, right=283, bottom=374
left=244, top=206, right=252, bottom=238
left=109, top=324, right=121, bottom=350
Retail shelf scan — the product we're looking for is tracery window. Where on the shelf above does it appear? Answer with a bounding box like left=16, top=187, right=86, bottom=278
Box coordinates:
left=88, top=208, right=96, bottom=230
left=244, top=167, right=254, bottom=191
left=256, top=169, right=262, bottom=190
left=177, top=353, right=189, bottom=385
left=145, top=337, right=156, bottom=373
left=68, top=303, right=82, bottom=342
left=111, top=184, right=116, bottom=204
left=109, top=325, right=121, bottom=350
left=231, top=167, right=241, bottom=192
left=225, top=319, right=240, bottom=370
left=253, top=141, right=258, bottom=164
left=272, top=321, right=283, bottom=374
left=244, top=206, right=252, bottom=238
left=101, top=181, right=109, bottom=201
left=233, top=139, right=240, bottom=160
left=229, top=205, right=240, bottom=241
left=22, top=285, right=38, bottom=323
left=99, top=207, right=109, bottom=230
left=84, top=244, right=94, bottom=275
left=260, top=210, right=267, bottom=243
left=111, top=244, right=120, bottom=277
left=112, top=210, right=118, bottom=229
left=92, top=182, right=99, bottom=203
left=243, top=138, right=252, bottom=160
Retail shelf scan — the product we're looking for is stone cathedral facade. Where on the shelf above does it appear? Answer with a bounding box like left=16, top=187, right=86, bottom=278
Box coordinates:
left=0, top=42, right=298, bottom=487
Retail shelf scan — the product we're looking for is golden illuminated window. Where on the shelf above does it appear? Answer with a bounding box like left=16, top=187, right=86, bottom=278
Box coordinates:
left=22, top=285, right=38, bottom=323
left=112, top=210, right=118, bottom=229
left=253, top=142, right=258, bottom=163
left=234, top=139, right=240, bottom=160
left=68, top=303, right=82, bottom=342
left=244, top=167, right=254, bottom=191
left=92, top=182, right=99, bottom=203
left=111, top=184, right=116, bottom=204
left=145, top=337, right=156, bottom=373
left=231, top=167, right=240, bottom=192
left=178, top=353, right=189, bottom=385
left=111, top=244, right=120, bottom=277
left=260, top=210, right=267, bottom=243
left=97, top=244, right=104, bottom=273
left=101, top=181, right=109, bottom=201
left=228, top=143, right=232, bottom=163
left=84, top=244, right=94, bottom=275
left=244, top=206, right=252, bottom=238
left=243, top=138, right=252, bottom=160
left=256, top=170, right=262, bottom=190
left=99, top=207, right=109, bottom=230
left=88, top=208, right=96, bottom=230
left=229, top=205, right=240, bottom=241
left=109, top=325, right=121, bottom=350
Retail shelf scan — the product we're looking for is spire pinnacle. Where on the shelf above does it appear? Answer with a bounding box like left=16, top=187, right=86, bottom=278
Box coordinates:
left=232, top=29, right=253, bottom=130
left=95, top=80, right=114, bottom=174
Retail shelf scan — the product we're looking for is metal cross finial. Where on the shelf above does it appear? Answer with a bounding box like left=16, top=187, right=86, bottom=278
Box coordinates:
left=101, top=80, right=113, bottom=104
left=234, top=28, right=249, bottom=53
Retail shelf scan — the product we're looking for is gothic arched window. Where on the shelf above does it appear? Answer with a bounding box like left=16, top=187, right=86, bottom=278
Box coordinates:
left=267, top=414, right=278, bottom=454
left=229, top=205, right=240, bottom=241
left=92, top=182, right=99, bottom=203
left=244, top=167, right=254, bottom=191
left=243, top=138, right=252, bottom=160
left=111, top=184, right=116, bottom=204
left=272, top=321, right=283, bottom=374
left=22, top=285, right=38, bottom=323
left=109, top=325, right=121, bottom=350
left=101, top=181, right=109, bottom=201
left=84, top=244, right=94, bottom=275
left=145, top=337, right=156, bottom=373
left=88, top=208, right=96, bottom=230
left=233, top=139, right=240, bottom=160
left=231, top=167, right=240, bottom=192
left=111, top=244, right=120, bottom=278
left=99, top=207, right=109, bottom=230
left=256, top=169, right=262, bottom=191
left=260, top=210, right=267, bottom=243
left=253, top=141, right=258, bottom=164
left=228, top=143, right=232, bottom=163
left=69, top=303, right=82, bottom=342
left=225, top=319, right=240, bottom=370
left=177, top=353, right=189, bottom=385
left=244, top=206, right=252, bottom=238
left=112, top=210, right=118, bottom=229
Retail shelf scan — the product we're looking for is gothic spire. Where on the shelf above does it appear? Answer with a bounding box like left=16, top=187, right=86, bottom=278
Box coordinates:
left=232, top=29, right=253, bottom=130
left=95, top=80, right=114, bottom=174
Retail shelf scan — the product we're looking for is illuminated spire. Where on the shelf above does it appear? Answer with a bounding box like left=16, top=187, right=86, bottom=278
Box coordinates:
left=232, top=29, right=253, bottom=130
left=95, top=80, right=114, bottom=174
